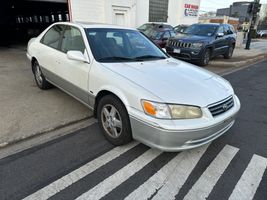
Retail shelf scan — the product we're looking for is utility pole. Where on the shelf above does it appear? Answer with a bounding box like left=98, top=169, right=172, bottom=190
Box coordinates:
left=245, top=0, right=261, bottom=50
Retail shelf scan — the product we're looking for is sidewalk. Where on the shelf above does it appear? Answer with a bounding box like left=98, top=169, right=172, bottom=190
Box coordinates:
left=206, top=46, right=267, bottom=75
left=0, top=45, right=266, bottom=149
left=0, top=47, right=92, bottom=147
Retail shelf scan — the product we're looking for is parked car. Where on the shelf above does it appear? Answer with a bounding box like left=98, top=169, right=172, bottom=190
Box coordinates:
left=142, top=28, right=176, bottom=48
left=257, top=30, right=267, bottom=37
left=138, top=22, right=173, bottom=32
left=27, top=22, right=240, bottom=151
left=166, top=23, right=236, bottom=66
left=174, top=24, right=189, bottom=34
left=138, top=23, right=175, bottom=48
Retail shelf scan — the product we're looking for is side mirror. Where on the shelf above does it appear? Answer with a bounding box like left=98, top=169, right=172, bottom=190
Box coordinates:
left=67, top=50, right=87, bottom=62
left=216, top=32, right=224, bottom=37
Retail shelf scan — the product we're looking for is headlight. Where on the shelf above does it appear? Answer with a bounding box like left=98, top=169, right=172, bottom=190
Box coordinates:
left=141, top=100, right=171, bottom=119
left=141, top=100, right=202, bottom=119
left=169, top=105, right=202, bottom=119
left=191, top=42, right=204, bottom=49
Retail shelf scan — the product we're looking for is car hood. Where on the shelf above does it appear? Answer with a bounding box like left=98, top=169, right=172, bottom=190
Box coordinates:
left=101, top=59, right=233, bottom=107
left=172, top=34, right=210, bottom=42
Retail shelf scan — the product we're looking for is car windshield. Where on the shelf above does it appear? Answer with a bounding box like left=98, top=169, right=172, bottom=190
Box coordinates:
left=184, top=24, right=218, bottom=36
left=174, top=25, right=188, bottom=33
left=144, top=30, right=163, bottom=40
left=138, top=24, right=154, bottom=30
left=85, top=28, right=168, bottom=63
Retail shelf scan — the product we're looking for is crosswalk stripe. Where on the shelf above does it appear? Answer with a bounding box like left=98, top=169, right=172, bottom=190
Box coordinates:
left=183, top=145, right=239, bottom=200
left=23, top=141, right=139, bottom=200
left=228, top=154, right=267, bottom=200
left=125, top=144, right=209, bottom=200
left=76, top=148, right=162, bottom=200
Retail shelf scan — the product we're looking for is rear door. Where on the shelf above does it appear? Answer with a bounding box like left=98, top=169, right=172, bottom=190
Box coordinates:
left=213, top=25, right=228, bottom=55
left=223, top=24, right=235, bottom=51
left=37, top=25, right=64, bottom=83
left=56, top=25, right=92, bottom=106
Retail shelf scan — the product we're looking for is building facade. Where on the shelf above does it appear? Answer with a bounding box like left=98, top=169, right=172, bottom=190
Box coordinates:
left=217, top=1, right=251, bottom=23
left=69, top=0, right=201, bottom=27
left=199, top=16, right=239, bottom=30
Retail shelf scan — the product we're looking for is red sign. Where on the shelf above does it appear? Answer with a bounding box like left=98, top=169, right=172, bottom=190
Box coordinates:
left=184, top=4, right=199, bottom=17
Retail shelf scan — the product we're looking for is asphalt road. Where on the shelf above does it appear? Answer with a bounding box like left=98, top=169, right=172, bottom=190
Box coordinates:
left=1, top=60, right=267, bottom=200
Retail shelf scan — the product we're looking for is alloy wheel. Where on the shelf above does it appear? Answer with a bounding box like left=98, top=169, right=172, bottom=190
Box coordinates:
left=35, top=64, right=43, bottom=86
left=101, top=104, right=123, bottom=138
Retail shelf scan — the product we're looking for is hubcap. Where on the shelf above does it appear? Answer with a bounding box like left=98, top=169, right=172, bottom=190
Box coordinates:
left=101, top=104, right=122, bottom=138
left=204, top=51, right=210, bottom=65
left=229, top=47, right=233, bottom=57
left=35, top=64, right=43, bottom=85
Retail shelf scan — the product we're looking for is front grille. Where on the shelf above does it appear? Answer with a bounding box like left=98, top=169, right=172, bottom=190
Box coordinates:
left=169, top=40, right=192, bottom=48
left=208, top=96, right=234, bottom=117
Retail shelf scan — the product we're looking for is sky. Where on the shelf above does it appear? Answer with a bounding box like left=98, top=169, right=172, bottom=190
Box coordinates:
left=199, top=0, right=267, bottom=12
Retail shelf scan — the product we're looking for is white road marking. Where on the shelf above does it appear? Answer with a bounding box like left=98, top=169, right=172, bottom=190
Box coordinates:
left=76, top=148, right=162, bottom=200
left=23, top=141, right=139, bottom=200
left=125, top=144, right=209, bottom=200
left=183, top=145, right=239, bottom=200
left=229, top=154, right=267, bottom=200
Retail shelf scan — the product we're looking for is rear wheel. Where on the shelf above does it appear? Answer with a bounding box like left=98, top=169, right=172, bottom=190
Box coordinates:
left=33, top=60, right=52, bottom=90
left=198, top=49, right=211, bottom=66
left=224, top=45, right=234, bottom=59
left=97, top=95, right=132, bottom=145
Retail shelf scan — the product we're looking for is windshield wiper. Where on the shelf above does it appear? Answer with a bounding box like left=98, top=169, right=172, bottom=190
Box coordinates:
left=98, top=56, right=135, bottom=62
left=133, top=55, right=166, bottom=61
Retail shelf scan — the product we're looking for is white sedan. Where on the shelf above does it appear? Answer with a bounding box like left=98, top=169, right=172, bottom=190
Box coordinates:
left=27, top=22, right=240, bottom=151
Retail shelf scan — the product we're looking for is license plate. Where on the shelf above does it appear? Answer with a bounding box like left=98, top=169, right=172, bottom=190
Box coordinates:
left=173, top=48, right=181, bottom=54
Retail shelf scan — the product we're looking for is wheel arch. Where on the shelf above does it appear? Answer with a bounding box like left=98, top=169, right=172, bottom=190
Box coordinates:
left=93, top=88, right=130, bottom=118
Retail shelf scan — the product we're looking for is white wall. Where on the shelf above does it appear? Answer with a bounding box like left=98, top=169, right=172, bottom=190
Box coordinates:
left=135, top=0, right=149, bottom=28
left=69, top=0, right=140, bottom=27
left=69, top=0, right=200, bottom=28
left=69, top=0, right=105, bottom=22
left=168, top=0, right=200, bottom=26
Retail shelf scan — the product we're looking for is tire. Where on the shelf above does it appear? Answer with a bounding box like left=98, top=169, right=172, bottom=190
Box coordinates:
left=224, top=45, right=234, bottom=59
left=97, top=95, right=132, bottom=146
left=198, top=48, right=211, bottom=66
left=33, top=60, right=52, bottom=90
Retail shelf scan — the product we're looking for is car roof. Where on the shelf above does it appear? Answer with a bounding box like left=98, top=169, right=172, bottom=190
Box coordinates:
left=52, top=21, right=136, bottom=30
left=144, top=22, right=171, bottom=25
left=194, top=23, right=220, bottom=26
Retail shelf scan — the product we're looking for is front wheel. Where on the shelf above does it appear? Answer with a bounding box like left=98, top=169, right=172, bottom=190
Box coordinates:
left=97, top=95, right=132, bottom=146
left=224, top=45, right=234, bottom=59
left=198, top=49, right=211, bottom=66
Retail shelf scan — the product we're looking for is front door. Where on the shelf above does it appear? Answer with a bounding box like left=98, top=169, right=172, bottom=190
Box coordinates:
left=56, top=25, right=91, bottom=105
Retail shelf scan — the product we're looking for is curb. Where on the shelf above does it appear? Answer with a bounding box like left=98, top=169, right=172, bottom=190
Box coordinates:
left=210, top=54, right=267, bottom=68
left=0, top=116, right=92, bottom=149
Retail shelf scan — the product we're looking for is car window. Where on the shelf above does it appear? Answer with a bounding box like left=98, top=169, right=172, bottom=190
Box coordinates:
left=224, top=25, right=234, bottom=35
left=170, top=30, right=176, bottom=37
left=230, top=26, right=236, bottom=34
left=217, top=26, right=224, bottom=34
left=184, top=24, right=218, bottom=36
left=61, top=26, right=85, bottom=53
left=163, top=31, right=171, bottom=39
left=41, top=25, right=64, bottom=49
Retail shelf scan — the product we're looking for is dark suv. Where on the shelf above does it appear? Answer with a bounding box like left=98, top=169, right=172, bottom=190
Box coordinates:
left=166, top=23, right=236, bottom=66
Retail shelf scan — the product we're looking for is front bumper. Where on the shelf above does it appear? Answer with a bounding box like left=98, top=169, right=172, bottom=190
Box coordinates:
left=129, top=95, right=240, bottom=152
left=166, top=46, right=204, bottom=61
